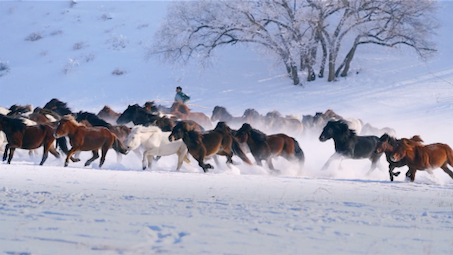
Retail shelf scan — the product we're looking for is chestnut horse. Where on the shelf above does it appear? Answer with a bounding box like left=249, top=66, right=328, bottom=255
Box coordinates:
left=389, top=137, right=453, bottom=182
left=169, top=121, right=251, bottom=172
left=97, top=105, right=121, bottom=124
left=170, top=102, right=213, bottom=130
left=235, top=123, right=305, bottom=171
left=375, top=134, right=423, bottom=181
left=54, top=115, right=126, bottom=167
left=0, top=114, right=59, bottom=165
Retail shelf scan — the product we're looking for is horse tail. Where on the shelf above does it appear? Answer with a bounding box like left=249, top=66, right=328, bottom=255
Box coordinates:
left=445, top=144, right=453, bottom=167
left=292, top=137, right=305, bottom=165
left=231, top=138, right=253, bottom=165
left=112, top=135, right=128, bottom=155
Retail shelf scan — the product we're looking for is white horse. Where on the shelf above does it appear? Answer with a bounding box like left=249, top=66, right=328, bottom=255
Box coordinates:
left=124, top=125, right=188, bottom=171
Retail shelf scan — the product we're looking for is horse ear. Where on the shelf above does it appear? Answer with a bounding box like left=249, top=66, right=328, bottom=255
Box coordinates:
left=411, top=135, right=423, bottom=143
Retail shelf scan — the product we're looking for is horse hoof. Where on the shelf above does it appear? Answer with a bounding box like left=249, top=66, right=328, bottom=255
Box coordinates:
left=64, top=163, right=68, bottom=167
left=393, top=171, right=401, bottom=177
left=142, top=167, right=146, bottom=170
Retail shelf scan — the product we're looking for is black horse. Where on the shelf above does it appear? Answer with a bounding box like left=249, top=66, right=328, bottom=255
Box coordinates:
left=116, top=104, right=161, bottom=126
left=319, top=120, right=383, bottom=174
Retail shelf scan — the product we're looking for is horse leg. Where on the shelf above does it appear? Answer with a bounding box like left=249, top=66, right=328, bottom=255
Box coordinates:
left=365, top=159, right=379, bottom=176
left=85, top=150, right=99, bottom=167
left=440, top=164, right=453, bottom=180
left=266, top=158, right=276, bottom=171
left=3, top=144, right=9, bottom=161
left=197, top=155, right=212, bottom=173
left=406, top=168, right=417, bottom=182
left=176, top=147, right=187, bottom=171
left=388, top=164, right=396, bottom=182
left=64, top=147, right=79, bottom=167
left=40, top=146, right=49, bottom=166
left=146, top=153, right=154, bottom=170
left=142, top=151, right=148, bottom=170
left=7, top=147, right=15, bottom=164
left=99, top=147, right=109, bottom=168
left=321, top=153, right=341, bottom=170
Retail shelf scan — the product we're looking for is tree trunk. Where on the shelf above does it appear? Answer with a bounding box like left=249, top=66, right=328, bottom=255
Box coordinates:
left=327, top=52, right=336, bottom=82
left=336, top=38, right=359, bottom=77
left=318, top=34, right=327, bottom=78
left=290, top=65, right=300, bottom=85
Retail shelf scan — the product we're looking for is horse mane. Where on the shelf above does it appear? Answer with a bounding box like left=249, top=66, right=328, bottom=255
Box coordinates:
left=250, top=128, right=267, bottom=143
left=44, top=98, right=72, bottom=115
left=214, top=121, right=231, bottom=134
left=266, top=110, right=282, bottom=118
left=330, top=120, right=356, bottom=138
left=34, top=107, right=62, bottom=120
left=61, top=114, right=82, bottom=126
left=77, top=111, right=111, bottom=128
left=2, top=116, right=27, bottom=132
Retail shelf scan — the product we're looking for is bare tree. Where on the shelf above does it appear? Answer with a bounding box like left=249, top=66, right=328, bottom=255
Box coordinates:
left=308, top=0, right=438, bottom=81
left=149, top=0, right=312, bottom=86
left=149, top=0, right=438, bottom=85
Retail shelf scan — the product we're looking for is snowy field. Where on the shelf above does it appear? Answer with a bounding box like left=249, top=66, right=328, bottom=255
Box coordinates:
left=1, top=1, right=453, bottom=254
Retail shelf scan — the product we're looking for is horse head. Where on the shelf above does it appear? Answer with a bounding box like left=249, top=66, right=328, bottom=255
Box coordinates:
left=235, top=123, right=253, bottom=143
left=211, top=106, right=225, bottom=122
left=169, top=121, right=189, bottom=142
left=319, top=120, right=351, bottom=142
left=117, top=104, right=140, bottom=125
left=43, top=98, right=72, bottom=116
left=54, top=115, right=79, bottom=138
left=390, top=138, right=416, bottom=162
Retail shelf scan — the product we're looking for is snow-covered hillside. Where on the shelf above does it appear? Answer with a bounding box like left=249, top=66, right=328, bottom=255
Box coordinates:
left=1, top=1, right=453, bottom=254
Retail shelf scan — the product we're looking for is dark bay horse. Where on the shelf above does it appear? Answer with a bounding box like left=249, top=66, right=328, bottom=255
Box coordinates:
left=389, top=137, right=453, bottom=182
left=0, top=114, right=59, bottom=165
left=117, top=104, right=204, bottom=132
left=55, top=115, right=126, bottom=167
left=169, top=121, right=251, bottom=172
left=319, top=120, right=383, bottom=174
left=211, top=106, right=245, bottom=128
left=375, top=134, right=423, bottom=181
left=235, top=123, right=304, bottom=171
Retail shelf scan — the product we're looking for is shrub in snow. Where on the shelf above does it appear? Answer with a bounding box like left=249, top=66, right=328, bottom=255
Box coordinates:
left=107, top=34, right=128, bottom=50
left=82, top=53, right=95, bottom=62
left=112, top=68, right=126, bottom=76
left=50, top=30, right=63, bottom=36
left=25, top=32, right=43, bottom=41
left=0, top=61, right=10, bottom=77
left=101, top=13, right=112, bottom=21
left=63, top=59, right=79, bottom=74
left=73, top=42, right=88, bottom=50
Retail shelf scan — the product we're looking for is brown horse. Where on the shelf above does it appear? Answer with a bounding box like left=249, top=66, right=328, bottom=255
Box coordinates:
left=170, top=102, right=213, bottom=129
left=375, top=134, right=423, bottom=181
left=389, top=137, right=453, bottom=182
left=235, top=123, right=305, bottom=171
left=54, top=115, right=126, bottom=167
left=169, top=121, right=251, bottom=172
left=0, top=114, right=59, bottom=165
left=211, top=106, right=245, bottom=128
left=264, top=111, right=304, bottom=136
left=97, top=105, right=121, bottom=124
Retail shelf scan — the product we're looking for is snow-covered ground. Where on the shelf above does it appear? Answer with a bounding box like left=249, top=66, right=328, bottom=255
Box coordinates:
left=1, top=1, right=453, bottom=254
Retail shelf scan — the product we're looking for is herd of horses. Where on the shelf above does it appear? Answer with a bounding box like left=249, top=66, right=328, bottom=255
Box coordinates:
left=1, top=98, right=453, bottom=183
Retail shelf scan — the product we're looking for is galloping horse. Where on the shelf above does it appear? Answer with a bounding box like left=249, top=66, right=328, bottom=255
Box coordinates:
left=54, top=115, right=126, bottom=167
left=170, top=102, right=213, bottom=129
left=264, top=111, right=304, bottom=136
left=97, top=105, right=121, bottom=124
left=235, top=123, right=304, bottom=171
left=211, top=106, right=244, bottom=128
left=0, top=114, right=59, bottom=165
left=389, top=137, right=453, bottom=182
left=242, top=109, right=265, bottom=129
left=43, top=98, right=73, bottom=116
left=319, top=120, right=383, bottom=174
left=124, top=125, right=188, bottom=170
left=375, top=134, right=423, bottom=181
left=117, top=104, right=204, bottom=132
left=169, top=121, right=251, bottom=172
